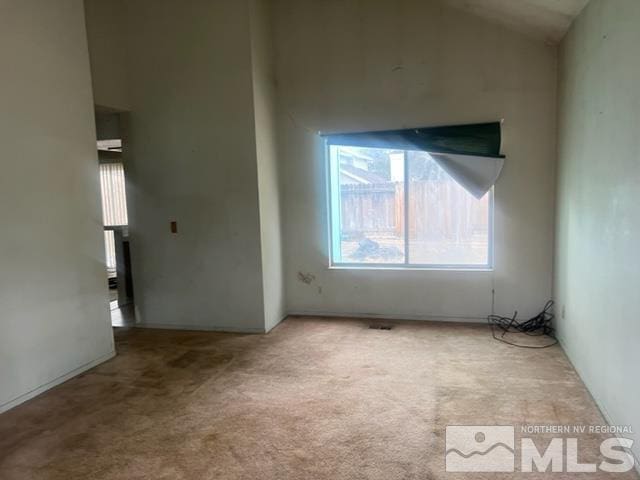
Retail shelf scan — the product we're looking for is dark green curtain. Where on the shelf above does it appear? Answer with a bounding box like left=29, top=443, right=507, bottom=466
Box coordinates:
left=324, top=122, right=503, bottom=158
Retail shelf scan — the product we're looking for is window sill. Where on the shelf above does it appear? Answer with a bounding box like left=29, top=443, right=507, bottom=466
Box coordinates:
left=328, top=264, right=494, bottom=272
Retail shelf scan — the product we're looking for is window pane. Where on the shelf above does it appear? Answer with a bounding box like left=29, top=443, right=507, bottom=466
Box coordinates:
left=331, top=145, right=405, bottom=264
left=407, top=151, right=490, bottom=266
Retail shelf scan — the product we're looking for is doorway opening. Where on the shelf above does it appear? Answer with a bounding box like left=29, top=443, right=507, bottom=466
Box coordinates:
left=97, top=129, right=135, bottom=327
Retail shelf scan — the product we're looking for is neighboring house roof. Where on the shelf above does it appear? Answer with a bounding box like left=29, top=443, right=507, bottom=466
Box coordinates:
left=340, top=164, right=387, bottom=184
left=338, top=146, right=374, bottom=162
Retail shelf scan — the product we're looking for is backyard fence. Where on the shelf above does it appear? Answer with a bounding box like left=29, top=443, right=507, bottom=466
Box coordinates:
left=340, top=184, right=398, bottom=238
left=340, top=182, right=488, bottom=241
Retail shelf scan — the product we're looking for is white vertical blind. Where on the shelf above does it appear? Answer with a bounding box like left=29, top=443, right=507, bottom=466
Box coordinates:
left=99, top=162, right=128, bottom=226
left=104, top=230, right=116, bottom=274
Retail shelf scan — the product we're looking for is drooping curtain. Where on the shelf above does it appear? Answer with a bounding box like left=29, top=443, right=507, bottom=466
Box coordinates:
left=323, top=122, right=505, bottom=198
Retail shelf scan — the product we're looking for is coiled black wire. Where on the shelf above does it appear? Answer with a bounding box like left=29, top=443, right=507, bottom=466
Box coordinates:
left=488, top=300, right=558, bottom=348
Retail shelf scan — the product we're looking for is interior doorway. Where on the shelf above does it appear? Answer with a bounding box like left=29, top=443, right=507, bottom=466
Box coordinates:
left=96, top=117, right=135, bottom=327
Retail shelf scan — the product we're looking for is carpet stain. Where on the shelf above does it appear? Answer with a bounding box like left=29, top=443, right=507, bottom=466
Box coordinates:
left=0, top=317, right=636, bottom=480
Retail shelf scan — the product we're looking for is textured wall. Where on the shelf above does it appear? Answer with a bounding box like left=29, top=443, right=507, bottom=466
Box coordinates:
left=0, top=0, right=114, bottom=412
left=84, top=0, right=130, bottom=111
left=250, top=0, right=285, bottom=332
left=122, top=0, right=266, bottom=331
left=555, top=0, right=640, bottom=461
left=274, top=0, right=558, bottom=321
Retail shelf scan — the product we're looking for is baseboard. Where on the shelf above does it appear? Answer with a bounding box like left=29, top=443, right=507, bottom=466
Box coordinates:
left=556, top=334, right=640, bottom=474
left=134, top=311, right=484, bottom=334
left=135, top=322, right=265, bottom=334
left=0, top=350, right=116, bottom=415
left=264, top=314, right=288, bottom=333
left=286, top=309, right=486, bottom=324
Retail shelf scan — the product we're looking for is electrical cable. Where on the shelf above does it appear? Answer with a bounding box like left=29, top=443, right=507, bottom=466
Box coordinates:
left=488, top=300, right=558, bottom=348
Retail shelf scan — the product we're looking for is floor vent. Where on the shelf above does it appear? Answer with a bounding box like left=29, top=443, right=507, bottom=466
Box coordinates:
left=369, top=324, right=393, bottom=330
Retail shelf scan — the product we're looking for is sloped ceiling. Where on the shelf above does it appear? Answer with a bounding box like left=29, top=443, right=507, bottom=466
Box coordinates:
left=442, top=0, right=590, bottom=43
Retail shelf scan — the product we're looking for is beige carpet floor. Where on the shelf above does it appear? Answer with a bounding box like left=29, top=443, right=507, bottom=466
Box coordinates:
left=0, top=317, right=636, bottom=479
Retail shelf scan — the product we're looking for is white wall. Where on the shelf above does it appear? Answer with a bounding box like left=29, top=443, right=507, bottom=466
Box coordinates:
left=274, top=0, right=557, bottom=321
left=83, top=0, right=130, bottom=111
left=121, top=0, right=267, bottom=332
left=250, top=0, right=286, bottom=332
left=83, top=0, right=557, bottom=330
left=0, top=0, right=114, bottom=412
left=555, top=0, right=640, bottom=460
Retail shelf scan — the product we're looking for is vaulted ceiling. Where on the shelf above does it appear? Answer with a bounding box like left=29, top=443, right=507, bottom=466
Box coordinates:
left=442, top=0, right=590, bottom=43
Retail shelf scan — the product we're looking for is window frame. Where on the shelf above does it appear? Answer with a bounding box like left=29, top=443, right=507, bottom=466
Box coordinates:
left=326, top=142, right=494, bottom=271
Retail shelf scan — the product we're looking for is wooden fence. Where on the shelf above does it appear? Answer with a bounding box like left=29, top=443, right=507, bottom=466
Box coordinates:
left=339, top=184, right=398, bottom=238
left=340, top=182, right=488, bottom=240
